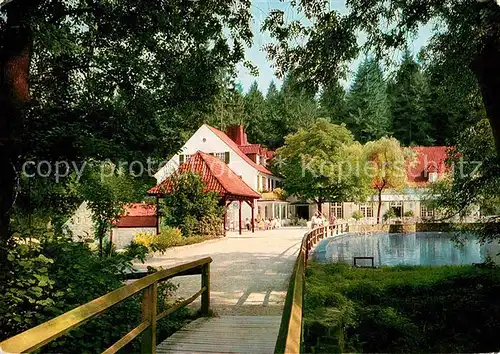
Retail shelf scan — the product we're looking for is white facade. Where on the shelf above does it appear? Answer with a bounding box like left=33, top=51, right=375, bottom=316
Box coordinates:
left=154, top=124, right=277, bottom=191
left=154, top=124, right=285, bottom=226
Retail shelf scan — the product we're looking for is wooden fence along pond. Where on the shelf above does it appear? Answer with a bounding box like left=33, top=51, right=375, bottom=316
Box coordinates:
left=274, top=222, right=349, bottom=354
left=0, top=223, right=348, bottom=353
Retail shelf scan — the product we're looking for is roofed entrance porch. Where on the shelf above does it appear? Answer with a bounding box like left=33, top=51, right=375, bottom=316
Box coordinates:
left=148, top=151, right=261, bottom=235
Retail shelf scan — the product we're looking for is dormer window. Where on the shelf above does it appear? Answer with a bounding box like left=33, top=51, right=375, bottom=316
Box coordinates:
left=428, top=172, right=438, bottom=183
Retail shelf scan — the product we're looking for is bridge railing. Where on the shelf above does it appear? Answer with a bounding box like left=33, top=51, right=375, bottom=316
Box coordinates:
left=274, top=221, right=348, bottom=354
left=0, top=257, right=212, bottom=354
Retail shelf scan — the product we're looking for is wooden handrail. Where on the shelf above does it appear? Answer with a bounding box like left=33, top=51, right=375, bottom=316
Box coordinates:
left=0, top=257, right=212, bottom=354
left=275, top=222, right=348, bottom=354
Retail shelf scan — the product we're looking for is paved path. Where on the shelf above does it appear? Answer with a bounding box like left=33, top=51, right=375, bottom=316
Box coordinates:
left=134, top=227, right=307, bottom=353
left=135, top=227, right=306, bottom=316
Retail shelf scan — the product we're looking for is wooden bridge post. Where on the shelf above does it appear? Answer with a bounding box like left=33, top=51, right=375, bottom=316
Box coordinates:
left=201, top=262, right=211, bottom=316
left=141, top=282, right=158, bottom=354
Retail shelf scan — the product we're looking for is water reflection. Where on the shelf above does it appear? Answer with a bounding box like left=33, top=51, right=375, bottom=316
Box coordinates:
left=314, top=232, right=487, bottom=266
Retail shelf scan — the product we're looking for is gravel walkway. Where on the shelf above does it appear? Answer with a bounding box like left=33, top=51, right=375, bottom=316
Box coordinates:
left=134, top=227, right=306, bottom=316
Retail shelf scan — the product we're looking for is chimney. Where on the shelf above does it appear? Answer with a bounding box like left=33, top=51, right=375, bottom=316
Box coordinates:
left=226, top=125, right=248, bottom=145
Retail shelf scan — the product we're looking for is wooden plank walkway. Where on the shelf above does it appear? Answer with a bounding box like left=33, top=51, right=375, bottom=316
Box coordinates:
left=157, top=316, right=281, bottom=353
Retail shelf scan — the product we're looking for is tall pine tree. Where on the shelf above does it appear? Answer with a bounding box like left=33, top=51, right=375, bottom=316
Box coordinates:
left=319, top=80, right=348, bottom=124
left=243, top=81, right=268, bottom=144
left=346, top=58, right=391, bottom=143
left=389, top=51, right=434, bottom=146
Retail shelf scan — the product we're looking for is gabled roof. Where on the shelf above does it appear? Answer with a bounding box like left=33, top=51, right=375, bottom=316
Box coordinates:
left=205, top=125, right=273, bottom=175
left=407, top=146, right=449, bottom=187
left=148, top=151, right=261, bottom=199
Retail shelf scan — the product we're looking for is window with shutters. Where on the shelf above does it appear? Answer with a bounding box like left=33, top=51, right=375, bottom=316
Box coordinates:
left=212, top=152, right=230, bottom=164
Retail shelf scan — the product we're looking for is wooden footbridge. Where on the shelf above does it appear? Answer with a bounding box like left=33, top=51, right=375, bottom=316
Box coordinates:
left=0, top=223, right=348, bottom=354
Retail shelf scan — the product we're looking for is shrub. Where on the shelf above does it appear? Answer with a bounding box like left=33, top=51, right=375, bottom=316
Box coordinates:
left=157, top=227, right=183, bottom=250
left=404, top=210, right=414, bottom=217
left=383, top=208, right=397, bottom=222
left=0, top=236, right=187, bottom=353
left=161, top=172, right=223, bottom=237
left=352, top=210, right=363, bottom=221
left=133, top=232, right=157, bottom=250
left=134, top=227, right=183, bottom=253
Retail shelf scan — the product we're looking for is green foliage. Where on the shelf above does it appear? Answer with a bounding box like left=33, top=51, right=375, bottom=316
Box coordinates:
left=276, top=119, right=370, bottom=206
left=242, top=81, right=268, bottom=144
left=346, top=58, right=391, bottom=143
left=161, top=173, right=223, bottom=237
left=304, top=262, right=500, bottom=353
left=263, top=0, right=497, bottom=151
left=352, top=210, right=364, bottom=221
left=0, top=0, right=254, bottom=243
left=77, top=164, right=152, bottom=256
left=133, top=227, right=209, bottom=253
left=319, top=80, right=349, bottom=124
left=0, top=237, right=188, bottom=352
left=383, top=208, right=397, bottom=222
left=364, top=137, right=411, bottom=223
left=389, top=51, right=434, bottom=146
left=404, top=210, right=414, bottom=218
left=207, top=73, right=321, bottom=150
left=429, top=119, right=500, bottom=241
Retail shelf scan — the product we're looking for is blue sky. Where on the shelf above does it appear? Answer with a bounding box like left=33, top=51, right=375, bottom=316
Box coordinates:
left=236, top=1, right=433, bottom=94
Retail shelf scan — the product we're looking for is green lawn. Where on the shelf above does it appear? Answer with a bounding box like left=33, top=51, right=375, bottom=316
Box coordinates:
left=304, top=262, right=500, bottom=353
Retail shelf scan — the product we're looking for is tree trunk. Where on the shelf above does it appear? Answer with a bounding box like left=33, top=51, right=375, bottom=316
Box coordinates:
left=377, top=190, right=382, bottom=224
left=316, top=200, right=323, bottom=213
left=0, top=2, right=32, bottom=244
left=472, top=34, right=500, bottom=155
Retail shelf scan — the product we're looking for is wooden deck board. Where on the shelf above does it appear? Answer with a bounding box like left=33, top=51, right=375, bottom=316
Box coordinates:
left=157, top=316, right=281, bottom=353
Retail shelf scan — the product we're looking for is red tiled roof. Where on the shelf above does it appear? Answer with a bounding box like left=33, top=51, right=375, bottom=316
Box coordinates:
left=206, top=125, right=273, bottom=175
left=239, top=144, right=262, bottom=155
left=148, top=151, right=261, bottom=199
left=114, top=203, right=157, bottom=228
left=407, top=146, right=449, bottom=187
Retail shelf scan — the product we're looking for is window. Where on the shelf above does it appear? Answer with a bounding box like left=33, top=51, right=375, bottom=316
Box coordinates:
left=330, top=202, right=343, bottom=219
left=179, top=154, right=191, bottom=164
left=209, top=152, right=230, bottom=164
left=261, top=176, right=266, bottom=191
left=421, top=203, right=435, bottom=218
left=360, top=203, right=373, bottom=218
left=428, top=172, right=438, bottom=183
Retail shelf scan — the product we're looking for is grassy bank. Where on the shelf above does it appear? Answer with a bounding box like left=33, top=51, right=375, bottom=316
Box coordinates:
left=304, top=262, right=500, bottom=353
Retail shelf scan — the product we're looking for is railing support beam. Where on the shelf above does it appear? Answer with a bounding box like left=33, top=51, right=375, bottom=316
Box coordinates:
left=201, top=263, right=210, bottom=316
left=141, top=282, right=158, bottom=354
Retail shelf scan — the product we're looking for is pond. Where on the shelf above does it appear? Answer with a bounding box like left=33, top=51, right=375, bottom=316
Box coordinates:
left=313, top=232, right=488, bottom=266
